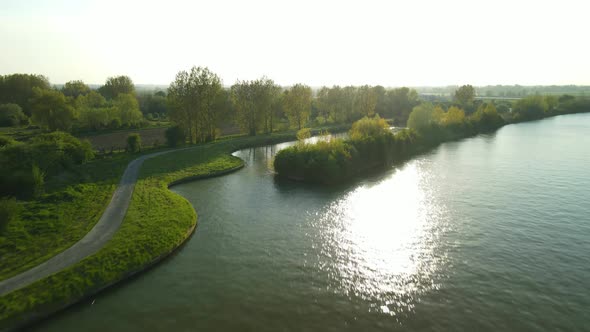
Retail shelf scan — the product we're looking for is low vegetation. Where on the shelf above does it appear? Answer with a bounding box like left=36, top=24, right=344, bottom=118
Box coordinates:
left=274, top=95, right=590, bottom=184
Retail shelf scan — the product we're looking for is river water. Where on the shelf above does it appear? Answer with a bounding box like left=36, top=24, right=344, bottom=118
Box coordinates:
left=34, top=113, right=590, bottom=331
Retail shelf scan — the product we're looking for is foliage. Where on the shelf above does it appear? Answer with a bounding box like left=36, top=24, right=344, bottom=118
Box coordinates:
left=30, top=88, right=76, bottom=132
left=349, top=115, right=390, bottom=140
left=0, top=132, right=94, bottom=198
left=167, top=66, right=222, bottom=143
left=98, top=76, right=135, bottom=100
left=454, top=85, right=476, bottom=110
left=0, top=74, right=51, bottom=116
left=407, top=103, right=435, bottom=133
left=512, top=95, right=549, bottom=121
left=0, top=103, right=28, bottom=127
left=356, top=85, right=378, bottom=117
left=126, top=133, right=141, bottom=153
left=115, top=93, right=143, bottom=127
left=0, top=197, right=20, bottom=234
left=165, top=125, right=185, bottom=147
left=296, top=128, right=311, bottom=141
left=231, top=77, right=281, bottom=135
left=61, top=80, right=90, bottom=98
left=283, top=84, right=312, bottom=129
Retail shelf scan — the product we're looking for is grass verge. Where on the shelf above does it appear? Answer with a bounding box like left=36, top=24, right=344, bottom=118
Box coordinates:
left=0, top=127, right=348, bottom=331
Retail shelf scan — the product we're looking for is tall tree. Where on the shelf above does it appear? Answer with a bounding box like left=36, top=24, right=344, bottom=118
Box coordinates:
left=0, top=74, right=51, bottom=116
left=98, top=75, right=135, bottom=100
left=454, top=84, right=476, bottom=110
left=386, top=87, right=420, bottom=125
left=356, top=85, right=378, bottom=118
left=167, top=67, right=222, bottom=143
left=231, top=77, right=281, bottom=135
left=30, top=88, right=75, bottom=131
left=283, top=84, right=312, bottom=130
left=62, top=80, right=90, bottom=98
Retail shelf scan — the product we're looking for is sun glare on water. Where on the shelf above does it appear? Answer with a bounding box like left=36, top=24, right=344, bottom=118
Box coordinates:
left=311, top=160, right=449, bottom=316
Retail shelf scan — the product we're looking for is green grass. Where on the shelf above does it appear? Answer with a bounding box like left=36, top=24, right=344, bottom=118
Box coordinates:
left=0, top=153, right=134, bottom=280
left=0, top=127, right=349, bottom=330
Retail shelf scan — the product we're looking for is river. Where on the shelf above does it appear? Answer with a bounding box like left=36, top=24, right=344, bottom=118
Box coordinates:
left=33, top=113, right=590, bottom=331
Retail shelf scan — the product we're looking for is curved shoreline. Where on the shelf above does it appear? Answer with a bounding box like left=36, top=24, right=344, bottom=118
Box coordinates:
left=0, top=130, right=319, bottom=332
left=0, top=159, right=247, bottom=332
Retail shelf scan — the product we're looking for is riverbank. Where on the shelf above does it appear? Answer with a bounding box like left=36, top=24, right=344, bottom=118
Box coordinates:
left=0, top=127, right=349, bottom=331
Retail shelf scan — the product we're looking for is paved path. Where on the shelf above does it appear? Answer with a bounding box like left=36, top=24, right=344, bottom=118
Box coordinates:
left=0, top=148, right=190, bottom=296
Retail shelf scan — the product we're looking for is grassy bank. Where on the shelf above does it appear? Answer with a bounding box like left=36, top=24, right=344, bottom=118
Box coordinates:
left=0, top=126, right=349, bottom=330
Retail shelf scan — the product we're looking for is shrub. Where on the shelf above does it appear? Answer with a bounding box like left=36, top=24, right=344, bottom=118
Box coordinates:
left=0, top=103, right=28, bottom=127
left=126, top=133, right=141, bottom=153
left=0, top=136, right=18, bottom=148
left=296, top=128, right=311, bottom=141
left=0, top=197, right=20, bottom=234
left=349, top=115, right=390, bottom=140
left=165, top=125, right=185, bottom=147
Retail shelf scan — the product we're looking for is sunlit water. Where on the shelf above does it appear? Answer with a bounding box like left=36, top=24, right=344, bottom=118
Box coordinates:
left=32, top=114, right=590, bottom=331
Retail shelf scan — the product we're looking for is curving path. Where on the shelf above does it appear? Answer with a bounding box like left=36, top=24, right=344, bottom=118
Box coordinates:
left=0, top=148, right=195, bottom=296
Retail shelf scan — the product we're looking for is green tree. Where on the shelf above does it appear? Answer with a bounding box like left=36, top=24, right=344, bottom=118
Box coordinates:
left=513, top=95, right=548, bottom=121
left=385, top=87, right=420, bottom=125
left=167, top=66, right=222, bottom=143
left=231, top=77, right=280, bottom=135
left=165, top=125, right=185, bottom=147
left=283, top=84, right=312, bottom=129
left=30, top=88, right=76, bottom=131
left=0, top=103, right=28, bottom=127
left=115, top=93, right=143, bottom=126
left=98, top=75, right=135, bottom=100
left=407, top=103, right=435, bottom=133
left=356, top=85, right=378, bottom=117
left=62, top=80, right=90, bottom=98
left=126, top=133, right=141, bottom=153
left=454, top=85, right=476, bottom=110
left=0, top=74, right=51, bottom=116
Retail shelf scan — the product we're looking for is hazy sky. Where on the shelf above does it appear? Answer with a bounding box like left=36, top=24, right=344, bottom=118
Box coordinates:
left=1, top=0, right=589, bottom=86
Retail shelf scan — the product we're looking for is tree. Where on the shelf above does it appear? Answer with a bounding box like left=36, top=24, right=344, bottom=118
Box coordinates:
left=513, top=95, right=548, bottom=121
left=126, top=133, right=141, bottom=153
left=30, top=88, right=75, bottom=131
left=115, top=93, right=143, bottom=126
left=0, top=74, right=51, bottom=116
left=283, top=84, right=312, bottom=129
left=407, top=103, right=435, bottom=133
left=0, top=103, right=27, bottom=127
left=386, top=87, right=420, bottom=125
left=62, top=80, right=90, bottom=98
left=165, top=125, right=185, bottom=147
left=230, top=77, right=280, bottom=135
left=167, top=66, right=222, bottom=143
left=356, top=85, right=378, bottom=117
left=98, top=75, right=135, bottom=100
left=442, top=106, right=466, bottom=126
left=454, top=85, right=476, bottom=110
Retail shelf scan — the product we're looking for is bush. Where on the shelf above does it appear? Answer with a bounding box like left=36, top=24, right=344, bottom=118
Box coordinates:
left=349, top=115, right=390, bottom=140
left=0, top=136, right=18, bottom=148
left=0, top=103, right=28, bottom=127
left=165, top=125, right=185, bottom=147
left=296, top=128, right=311, bottom=141
left=126, top=133, right=141, bottom=153
left=0, top=197, right=20, bottom=234
left=0, top=132, right=93, bottom=198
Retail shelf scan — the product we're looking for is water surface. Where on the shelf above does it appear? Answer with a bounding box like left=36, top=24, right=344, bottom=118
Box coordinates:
left=34, top=114, right=590, bottom=331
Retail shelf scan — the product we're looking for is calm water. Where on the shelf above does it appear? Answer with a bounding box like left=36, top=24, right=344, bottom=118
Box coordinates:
left=34, top=114, right=590, bottom=331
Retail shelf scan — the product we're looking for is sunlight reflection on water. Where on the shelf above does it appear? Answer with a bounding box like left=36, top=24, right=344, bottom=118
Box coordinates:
left=311, top=160, right=448, bottom=317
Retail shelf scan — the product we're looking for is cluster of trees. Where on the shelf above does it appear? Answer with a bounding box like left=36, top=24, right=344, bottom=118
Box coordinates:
left=313, top=85, right=419, bottom=126
left=274, top=116, right=418, bottom=184
left=0, top=74, right=148, bottom=132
